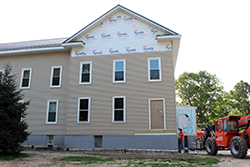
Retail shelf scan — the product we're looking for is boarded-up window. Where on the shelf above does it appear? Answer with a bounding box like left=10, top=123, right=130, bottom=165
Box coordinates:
left=94, top=136, right=103, bottom=148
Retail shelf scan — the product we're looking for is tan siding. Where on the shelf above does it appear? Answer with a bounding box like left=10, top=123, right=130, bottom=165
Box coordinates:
left=0, top=52, right=69, bottom=135
left=66, top=51, right=177, bottom=135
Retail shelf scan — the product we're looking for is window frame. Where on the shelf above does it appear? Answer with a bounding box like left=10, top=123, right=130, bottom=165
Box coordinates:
left=113, top=59, right=126, bottom=83
left=79, top=61, right=92, bottom=85
left=20, top=68, right=32, bottom=89
left=112, top=96, right=126, bottom=123
left=77, top=97, right=91, bottom=123
left=50, top=66, right=63, bottom=88
left=46, top=99, right=59, bottom=124
left=147, top=57, right=162, bottom=82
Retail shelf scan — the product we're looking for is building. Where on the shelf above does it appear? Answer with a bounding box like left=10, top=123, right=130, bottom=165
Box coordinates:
left=0, top=5, right=181, bottom=150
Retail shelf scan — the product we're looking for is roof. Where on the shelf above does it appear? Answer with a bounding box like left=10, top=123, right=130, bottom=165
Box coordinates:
left=0, top=38, right=67, bottom=51
left=63, top=4, right=179, bottom=43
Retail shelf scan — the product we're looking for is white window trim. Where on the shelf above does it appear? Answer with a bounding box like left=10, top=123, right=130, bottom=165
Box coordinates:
left=46, top=99, right=59, bottom=124
left=148, top=98, right=166, bottom=130
left=77, top=97, right=91, bottom=123
left=0, top=69, right=4, bottom=82
left=113, top=59, right=126, bottom=83
left=112, top=96, right=126, bottom=123
left=20, top=68, right=32, bottom=89
left=50, top=66, right=63, bottom=88
left=79, top=61, right=92, bottom=85
left=147, top=57, right=162, bottom=82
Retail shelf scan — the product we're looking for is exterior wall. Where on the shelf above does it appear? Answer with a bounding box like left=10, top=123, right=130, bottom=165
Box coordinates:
left=23, top=134, right=177, bottom=150
left=66, top=51, right=177, bottom=135
left=103, top=135, right=177, bottom=150
left=0, top=51, right=69, bottom=135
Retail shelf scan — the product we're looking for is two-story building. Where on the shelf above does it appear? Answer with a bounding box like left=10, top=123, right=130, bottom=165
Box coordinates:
left=0, top=5, right=181, bottom=150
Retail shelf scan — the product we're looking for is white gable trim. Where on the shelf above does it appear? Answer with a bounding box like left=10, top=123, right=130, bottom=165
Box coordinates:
left=63, top=4, right=179, bottom=44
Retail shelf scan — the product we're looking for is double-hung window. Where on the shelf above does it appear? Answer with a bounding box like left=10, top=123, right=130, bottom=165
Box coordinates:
left=78, top=97, right=91, bottom=123
left=148, top=57, right=162, bottom=82
left=20, top=68, right=32, bottom=89
left=50, top=66, right=62, bottom=87
left=0, top=69, right=3, bottom=82
left=46, top=100, right=59, bottom=124
left=79, top=61, right=92, bottom=84
left=112, top=96, right=126, bottom=123
left=113, top=59, right=126, bottom=83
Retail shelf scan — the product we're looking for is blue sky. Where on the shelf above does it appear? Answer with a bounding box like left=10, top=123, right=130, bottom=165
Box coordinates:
left=1, top=0, right=250, bottom=92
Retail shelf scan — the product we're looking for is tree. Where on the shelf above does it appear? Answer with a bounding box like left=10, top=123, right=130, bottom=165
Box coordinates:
left=175, top=71, right=225, bottom=124
left=0, top=63, right=30, bottom=155
left=228, top=80, right=250, bottom=116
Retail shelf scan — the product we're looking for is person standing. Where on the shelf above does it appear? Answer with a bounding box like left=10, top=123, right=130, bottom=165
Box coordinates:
left=178, top=129, right=184, bottom=152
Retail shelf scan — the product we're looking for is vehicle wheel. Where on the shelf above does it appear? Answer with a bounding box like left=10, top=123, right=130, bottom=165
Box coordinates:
left=230, top=136, right=247, bottom=158
left=205, top=137, right=218, bottom=156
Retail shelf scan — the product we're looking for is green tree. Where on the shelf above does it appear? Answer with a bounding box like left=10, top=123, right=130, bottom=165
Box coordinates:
left=228, top=80, right=250, bottom=116
left=0, top=63, right=30, bottom=155
left=175, top=71, right=225, bottom=124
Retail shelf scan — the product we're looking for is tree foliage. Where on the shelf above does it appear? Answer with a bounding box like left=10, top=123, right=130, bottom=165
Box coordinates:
left=0, top=63, right=30, bottom=155
left=175, top=71, right=225, bottom=124
left=176, top=71, right=250, bottom=124
left=228, top=80, right=250, bottom=116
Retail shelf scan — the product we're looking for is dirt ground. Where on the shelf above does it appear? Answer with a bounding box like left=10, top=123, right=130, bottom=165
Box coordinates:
left=0, top=150, right=250, bottom=167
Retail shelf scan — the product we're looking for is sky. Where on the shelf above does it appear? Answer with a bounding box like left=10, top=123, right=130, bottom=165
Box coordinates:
left=1, top=0, right=250, bottom=92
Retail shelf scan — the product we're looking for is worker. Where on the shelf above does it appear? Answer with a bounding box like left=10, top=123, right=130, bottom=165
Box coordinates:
left=178, top=128, right=184, bottom=152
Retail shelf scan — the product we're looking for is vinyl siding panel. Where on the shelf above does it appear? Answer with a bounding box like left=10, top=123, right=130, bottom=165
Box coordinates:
left=0, top=52, right=69, bottom=135
left=66, top=51, right=177, bottom=135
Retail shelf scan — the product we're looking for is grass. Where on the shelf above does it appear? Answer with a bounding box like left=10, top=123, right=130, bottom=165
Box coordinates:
left=0, top=153, right=30, bottom=161
left=59, top=156, right=114, bottom=165
left=171, top=157, right=220, bottom=165
left=58, top=155, right=220, bottom=166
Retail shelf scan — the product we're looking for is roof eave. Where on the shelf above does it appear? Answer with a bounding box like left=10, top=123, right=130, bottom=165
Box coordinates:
left=0, top=46, right=68, bottom=57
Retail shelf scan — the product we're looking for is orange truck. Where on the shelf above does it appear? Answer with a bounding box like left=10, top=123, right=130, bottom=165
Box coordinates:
left=205, top=115, right=250, bottom=158
left=193, top=114, right=250, bottom=158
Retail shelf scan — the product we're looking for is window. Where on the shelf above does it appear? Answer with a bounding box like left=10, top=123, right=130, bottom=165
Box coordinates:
left=0, top=69, right=3, bottom=82
left=148, top=58, right=161, bottom=82
left=50, top=66, right=62, bottom=87
left=47, top=135, right=54, bottom=148
left=112, top=96, right=126, bottom=123
left=20, top=68, right=32, bottom=89
left=79, top=61, right=92, bottom=84
left=113, top=59, right=126, bottom=83
left=94, top=136, right=103, bottom=149
left=46, top=100, right=59, bottom=124
left=78, top=97, right=91, bottom=123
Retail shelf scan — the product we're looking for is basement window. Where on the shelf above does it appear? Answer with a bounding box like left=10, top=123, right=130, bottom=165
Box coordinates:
left=94, top=136, right=103, bottom=149
left=47, top=135, right=54, bottom=148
